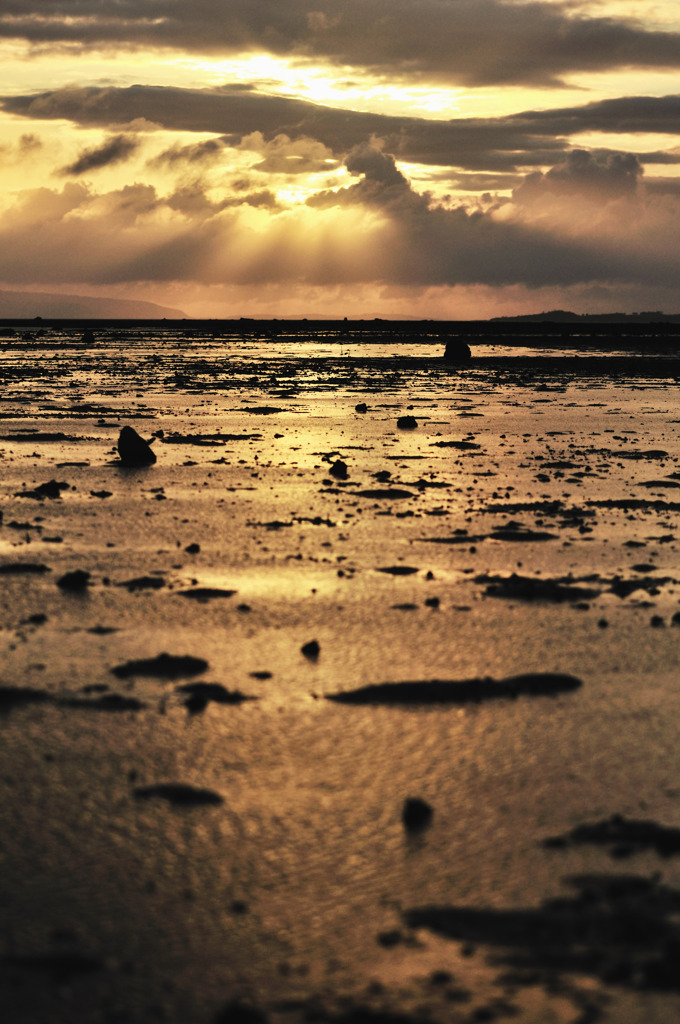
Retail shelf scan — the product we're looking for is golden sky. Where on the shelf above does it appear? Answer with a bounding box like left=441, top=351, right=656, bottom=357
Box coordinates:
left=0, top=0, right=678, bottom=318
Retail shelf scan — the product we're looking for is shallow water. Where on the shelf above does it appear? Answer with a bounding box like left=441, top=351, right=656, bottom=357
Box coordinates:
left=1, top=328, right=680, bottom=1023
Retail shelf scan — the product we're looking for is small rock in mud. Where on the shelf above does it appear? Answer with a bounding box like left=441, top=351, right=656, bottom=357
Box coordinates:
left=178, top=587, right=237, bottom=601
left=329, top=460, right=349, bottom=480
left=402, top=796, right=433, bottom=832
left=57, top=569, right=91, bottom=592
left=117, top=426, right=156, bottom=466
left=355, top=403, right=368, bottom=413
left=397, top=415, right=418, bottom=430
left=111, top=652, right=208, bottom=680
left=301, top=639, right=320, bottom=661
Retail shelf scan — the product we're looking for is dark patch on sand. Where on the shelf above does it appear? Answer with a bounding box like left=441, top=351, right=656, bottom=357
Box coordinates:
left=162, top=432, right=261, bottom=444
left=177, top=587, right=237, bottom=601
left=3, top=952, right=104, bottom=983
left=0, top=561, right=51, bottom=575
left=176, top=682, right=252, bottom=713
left=15, top=479, right=70, bottom=500
left=133, top=783, right=223, bottom=806
left=544, top=815, right=680, bottom=858
left=111, top=653, right=208, bottom=680
left=61, top=694, right=146, bottom=712
left=117, top=575, right=166, bottom=591
left=0, top=686, right=52, bottom=713
left=327, top=673, right=582, bottom=705
left=477, top=573, right=600, bottom=603
left=378, top=566, right=419, bottom=576
left=354, top=488, right=415, bottom=500
left=405, top=873, right=680, bottom=992
left=430, top=440, right=481, bottom=450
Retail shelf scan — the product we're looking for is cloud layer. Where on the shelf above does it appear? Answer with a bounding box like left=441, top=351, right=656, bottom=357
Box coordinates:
left=2, top=1, right=680, bottom=86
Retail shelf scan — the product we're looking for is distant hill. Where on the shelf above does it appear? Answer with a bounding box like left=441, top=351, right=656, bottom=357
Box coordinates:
left=0, top=290, right=188, bottom=319
left=493, top=310, right=680, bottom=324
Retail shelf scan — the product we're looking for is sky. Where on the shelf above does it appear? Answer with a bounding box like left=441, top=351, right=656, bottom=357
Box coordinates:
left=0, top=1, right=679, bottom=319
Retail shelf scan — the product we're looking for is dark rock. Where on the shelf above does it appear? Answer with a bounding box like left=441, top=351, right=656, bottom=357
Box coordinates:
left=117, top=425, right=156, bottom=466
left=355, top=403, right=368, bottom=413
left=329, top=460, right=349, bottom=480
left=133, top=783, right=223, bottom=806
left=301, top=640, right=320, bottom=660
left=111, top=652, right=208, bottom=680
left=402, top=797, right=433, bottom=832
left=443, top=339, right=472, bottom=364
left=397, top=415, right=418, bottom=430
left=185, top=542, right=201, bottom=554
left=57, top=569, right=91, bottom=591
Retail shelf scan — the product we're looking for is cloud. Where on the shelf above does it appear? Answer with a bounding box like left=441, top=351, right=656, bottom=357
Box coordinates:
left=4, top=85, right=680, bottom=177
left=58, top=133, right=140, bottom=176
left=513, top=149, right=644, bottom=204
left=1, top=142, right=676, bottom=301
left=239, top=132, right=338, bottom=175
left=1, top=1, right=680, bottom=86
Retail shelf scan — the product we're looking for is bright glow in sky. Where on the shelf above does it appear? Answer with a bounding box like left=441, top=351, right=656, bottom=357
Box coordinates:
left=0, top=1, right=678, bottom=318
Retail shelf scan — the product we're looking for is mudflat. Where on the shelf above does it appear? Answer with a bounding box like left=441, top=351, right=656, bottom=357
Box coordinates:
left=1, top=327, right=680, bottom=1023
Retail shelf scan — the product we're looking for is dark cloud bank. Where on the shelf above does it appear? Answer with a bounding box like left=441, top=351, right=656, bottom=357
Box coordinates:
left=3, top=85, right=680, bottom=175
left=2, top=1, right=680, bottom=86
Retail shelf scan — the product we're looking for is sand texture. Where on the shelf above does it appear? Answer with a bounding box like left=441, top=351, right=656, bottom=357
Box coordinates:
left=1, top=327, right=680, bottom=1023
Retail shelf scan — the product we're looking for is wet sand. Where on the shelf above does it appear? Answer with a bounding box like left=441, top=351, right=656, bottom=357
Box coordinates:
left=1, top=328, right=680, bottom=1022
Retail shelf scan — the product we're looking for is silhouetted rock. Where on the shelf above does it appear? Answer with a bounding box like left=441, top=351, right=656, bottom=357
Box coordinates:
left=355, top=402, right=368, bottom=413
left=117, top=425, right=156, bottom=466
left=397, top=415, right=418, bottom=430
left=301, top=639, right=320, bottom=660
left=402, top=797, right=433, bottom=832
left=57, top=569, right=91, bottom=592
left=443, top=338, right=472, bottom=364
left=330, top=460, right=349, bottom=480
